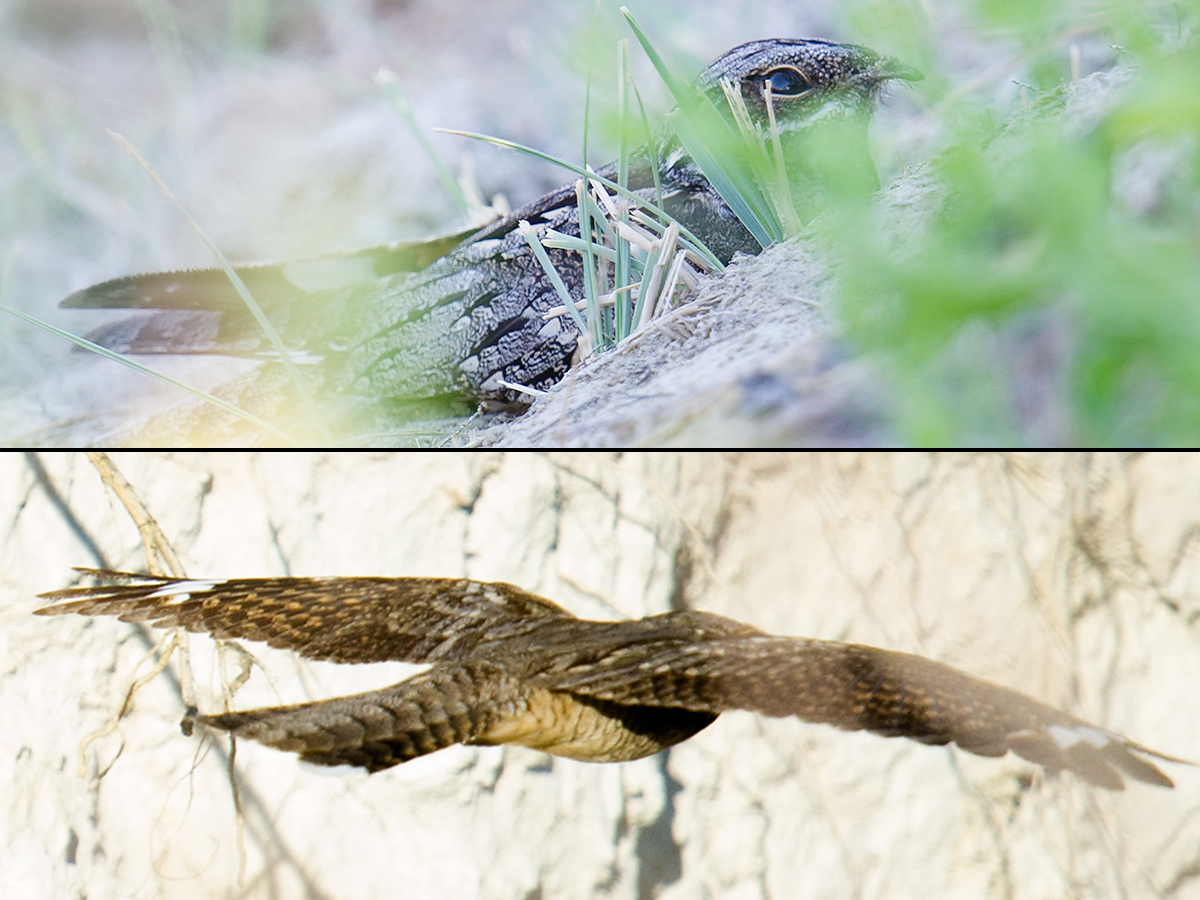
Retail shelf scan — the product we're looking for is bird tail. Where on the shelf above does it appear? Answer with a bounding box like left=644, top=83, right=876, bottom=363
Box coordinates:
left=196, top=663, right=505, bottom=773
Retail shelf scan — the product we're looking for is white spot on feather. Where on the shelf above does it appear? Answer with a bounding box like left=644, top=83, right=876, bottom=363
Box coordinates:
left=1049, top=724, right=1115, bottom=750
left=146, top=580, right=223, bottom=602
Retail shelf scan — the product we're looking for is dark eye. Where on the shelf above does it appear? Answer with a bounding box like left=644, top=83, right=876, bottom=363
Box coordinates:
left=764, top=67, right=810, bottom=96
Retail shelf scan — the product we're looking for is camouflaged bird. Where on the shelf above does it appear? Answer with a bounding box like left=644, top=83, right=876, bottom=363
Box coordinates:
left=62, top=39, right=915, bottom=429
left=36, top=568, right=1186, bottom=788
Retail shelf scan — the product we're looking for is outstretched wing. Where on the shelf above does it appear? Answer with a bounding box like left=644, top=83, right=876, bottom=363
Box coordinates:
left=36, top=568, right=574, bottom=665
left=197, top=660, right=515, bottom=773
left=548, top=623, right=1183, bottom=790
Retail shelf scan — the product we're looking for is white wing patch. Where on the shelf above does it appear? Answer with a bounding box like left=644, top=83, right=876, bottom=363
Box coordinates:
left=1049, top=723, right=1115, bottom=750
left=145, top=580, right=224, bottom=602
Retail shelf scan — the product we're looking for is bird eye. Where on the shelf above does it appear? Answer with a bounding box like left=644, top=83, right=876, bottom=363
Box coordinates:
left=764, top=67, right=810, bottom=96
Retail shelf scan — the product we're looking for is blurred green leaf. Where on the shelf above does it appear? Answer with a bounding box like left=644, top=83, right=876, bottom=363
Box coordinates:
left=831, top=0, right=1200, bottom=444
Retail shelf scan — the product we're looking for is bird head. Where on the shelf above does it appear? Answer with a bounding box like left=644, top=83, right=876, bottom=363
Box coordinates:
left=698, top=38, right=921, bottom=134
left=686, top=38, right=921, bottom=228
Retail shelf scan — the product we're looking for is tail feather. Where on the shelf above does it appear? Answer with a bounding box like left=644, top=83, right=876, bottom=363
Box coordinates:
left=197, top=664, right=504, bottom=773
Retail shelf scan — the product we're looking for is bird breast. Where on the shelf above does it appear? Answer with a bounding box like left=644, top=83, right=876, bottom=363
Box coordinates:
left=469, top=687, right=715, bottom=763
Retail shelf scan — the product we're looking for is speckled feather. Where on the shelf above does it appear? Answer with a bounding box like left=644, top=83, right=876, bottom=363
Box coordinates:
left=63, top=38, right=914, bottom=408
left=36, top=567, right=572, bottom=664
left=36, top=569, right=1185, bottom=787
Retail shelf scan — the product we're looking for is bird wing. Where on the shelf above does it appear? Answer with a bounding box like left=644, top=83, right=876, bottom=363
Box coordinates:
left=346, top=186, right=589, bottom=401
left=35, top=568, right=574, bottom=665
left=59, top=230, right=476, bottom=359
left=197, top=660, right=515, bottom=773
left=548, top=626, right=1184, bottom=789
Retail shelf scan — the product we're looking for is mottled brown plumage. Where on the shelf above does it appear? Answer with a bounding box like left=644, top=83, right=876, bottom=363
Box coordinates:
left=61, top=39, right=915, bottom=413
left=36, top=568, right=1185, bottom=788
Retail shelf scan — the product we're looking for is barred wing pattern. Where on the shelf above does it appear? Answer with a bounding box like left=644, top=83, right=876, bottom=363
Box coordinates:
left=36, top=567, right=573, bottom=664
left=546, top=628, right=1181, bottom=789
left=36, top=571, right=1184, bottom=788
left=201, top=662, right=520, bottom=773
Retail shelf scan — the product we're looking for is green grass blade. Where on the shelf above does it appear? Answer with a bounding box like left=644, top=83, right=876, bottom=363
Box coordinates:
left=629, top=75, right=664, bottom=210
left=542, top=230, right=619, bottom=261
left=436, top=129, right=723, bottom=271
left=620, top=6, right=782, bottom=247
left=664, top=110, right=779, bottom=247
left=579, top=4, right=604, bottom=350
left=517, top=220, right=589, bottom=334
left=576, top=180, right=603, bottom=349
left=108, top=130, right=331, bottom=442
left=375, top=69, right=470, bottom=214
left=616, top=39, right=633, bottom=340
left=619, top=7, right=689, bottom=97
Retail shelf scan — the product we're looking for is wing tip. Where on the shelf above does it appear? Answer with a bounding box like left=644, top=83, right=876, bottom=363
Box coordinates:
left=1010, top=724, right=1182, bottom=789
left=34, top=569, right=178, bottom=614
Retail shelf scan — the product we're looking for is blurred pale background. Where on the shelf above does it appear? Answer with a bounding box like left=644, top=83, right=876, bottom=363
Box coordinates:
left=4, top=451, right=1198, bottom=899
